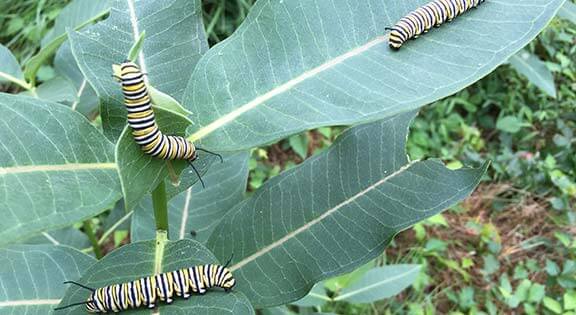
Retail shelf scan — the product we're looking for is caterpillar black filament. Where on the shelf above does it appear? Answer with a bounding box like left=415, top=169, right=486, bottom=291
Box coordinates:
left=55, top=263, right=236, bottom=313
left=387, top=0, right=485, bottom=49
left=112, top=61, right=222, bottom=187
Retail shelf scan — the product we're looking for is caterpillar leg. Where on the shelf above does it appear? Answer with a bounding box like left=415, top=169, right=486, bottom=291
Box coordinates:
left=188, top=161, right=206, bottom=188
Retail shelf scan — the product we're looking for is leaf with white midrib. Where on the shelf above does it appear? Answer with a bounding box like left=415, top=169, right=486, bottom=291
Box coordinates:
left=68, top=0, right=211, bottom=208
left=0, top=44, right=28, bottom=89
left=184, top=0, right=565, bottom=151
left=208, top=111, right=488, bottom=307
left=334, top=265, right=421, bottom=302
left=0, top=245, right=96, bottom=314
left=0, top=93, right=121, bottom=246
left=68, top=0, right=208, bottom=141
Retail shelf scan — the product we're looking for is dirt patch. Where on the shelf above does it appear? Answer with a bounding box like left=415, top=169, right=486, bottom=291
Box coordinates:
left=387, top=182, right=568, bottom=312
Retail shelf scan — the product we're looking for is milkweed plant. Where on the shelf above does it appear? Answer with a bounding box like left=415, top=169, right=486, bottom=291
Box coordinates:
left=0, top=0, right=566, bottom=314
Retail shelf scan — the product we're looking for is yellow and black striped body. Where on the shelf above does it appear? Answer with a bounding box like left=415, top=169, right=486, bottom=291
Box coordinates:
left=388, top=0, right=485, bottom=49
left=84, top=264, right=236, bottom=313
left=117, top=62, right=197, bottom=161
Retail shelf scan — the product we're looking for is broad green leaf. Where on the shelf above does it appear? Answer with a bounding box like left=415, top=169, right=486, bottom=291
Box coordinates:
left=207, top=111, right=488, bottom=307
left=543, top=296, right=564, bottom=314
left=565, top=291, right=576, bottom=310
left=41, top=0, right=111, bottom=47
left=68, top=0, right=208, bottom=141
left=0, top=245, right=96, bottom=314
left=513, top=279, right=532, bottom=303
left=0, top=44, right=29, bottom=89
left=496, top=115, right=528, bottom=133
left=334, top=265, right=421, bottom=303
left=149, top=86, right=193, bottom=118
left=291, top=283, right=329, bottom=307
left=509, top=50, right=557, bottom=98
left=23, top=227, right=90, bottom=249
left=324, top=262, right=374, bottom=293
left=528, top=283, right=546, bottom=303
left=24, top=0, right=111, bottom=86
left=131, top=152, right=250, bottom=243
left=54, top=42, right=99, bottom=117
left=183, top=0, right=565, bottom=151
left=115, top=107, right=212, bottom=210
left=0, top=94, right=121, bottom=246
left=57, top=239, right=254, bottom=315
left=23, top=76, right=77, bottom=103
left=558, top=1, right=576, bottom=23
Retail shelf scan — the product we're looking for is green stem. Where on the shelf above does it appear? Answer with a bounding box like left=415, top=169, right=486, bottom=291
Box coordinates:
left=0, top=73, right=34, bottom=91
left=152, top=180, right=169, bottom=233
left=83, top=220, right=103, bottom=259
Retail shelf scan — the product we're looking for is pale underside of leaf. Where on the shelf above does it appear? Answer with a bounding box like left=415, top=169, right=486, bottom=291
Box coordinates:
left=207, top=111, right=487, bottom=307
left=68, top=0, right=207, bottom=140
left=230, top=161, right=415, bottom=271
left=0, top=94, right=120, bottom=246
left=0, top=245, right=95, bottom=313
left=188, top=35, right=387, bottom=143
left=509, top=51, right=556, bottom=97
left=184, top=0, right=566, bottom=151
left=334, top=265, right=420, bottom=301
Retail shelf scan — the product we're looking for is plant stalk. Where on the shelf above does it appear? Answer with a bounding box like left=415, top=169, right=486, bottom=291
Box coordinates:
left=152, top=180, right=169, bottom=233
left=83, top=219, right=103, bottom=259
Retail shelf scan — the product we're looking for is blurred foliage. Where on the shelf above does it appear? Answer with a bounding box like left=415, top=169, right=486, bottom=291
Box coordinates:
left=0, top=0, right=70, bottom=62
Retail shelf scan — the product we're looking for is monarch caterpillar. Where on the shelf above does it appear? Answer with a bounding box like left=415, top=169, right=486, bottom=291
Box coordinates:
left=112, top=61, right=222, bottom=188
left=54, top=262, right=236, bottom=312
left=386, top=0, right=486, bottom=49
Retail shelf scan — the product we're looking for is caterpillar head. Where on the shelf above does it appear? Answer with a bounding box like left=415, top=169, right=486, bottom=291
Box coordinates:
left=112, top=60, right=141, bottom=82
left=218, top=255, right=236, bottom=291
left=219, top=267, right=237, bottom=292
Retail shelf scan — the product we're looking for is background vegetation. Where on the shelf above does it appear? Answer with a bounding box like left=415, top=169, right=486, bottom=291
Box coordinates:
left=0, top=0, right=574, bottom=314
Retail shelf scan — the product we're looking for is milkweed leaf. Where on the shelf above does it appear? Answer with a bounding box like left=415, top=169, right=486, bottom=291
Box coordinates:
left=183, top=0, right=565, bottom=151
left=68, top=0, right=208, bottom=141
left=0, top=245, right=96, bottom=313
left=208, top=111, right=488, bottom=307
left=0, top=94, right=121, bottom=246
left=56, top=239, right=254, bottom=315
